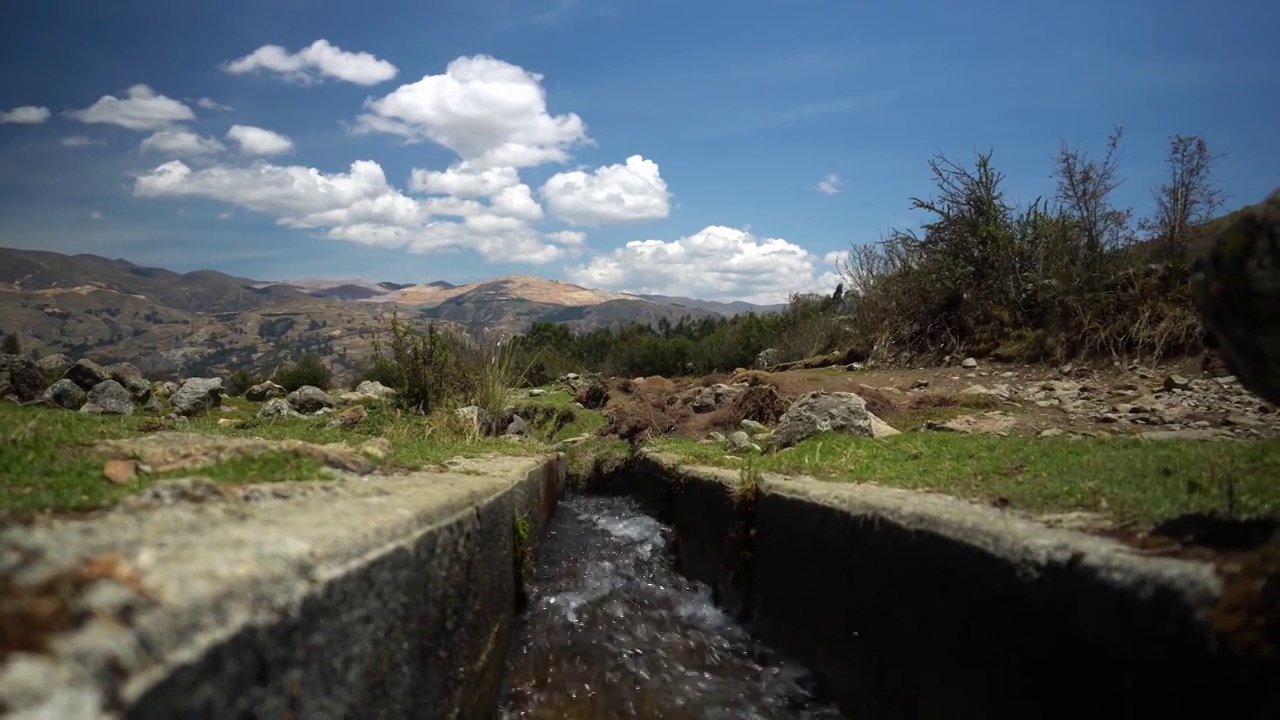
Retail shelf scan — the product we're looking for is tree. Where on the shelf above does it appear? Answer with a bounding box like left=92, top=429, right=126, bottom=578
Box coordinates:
left=1053, top=127, right=1133, bottom=262
left=1, top=333, right=20, bottom=355
left=1141, top=134, right=1223, bottom=263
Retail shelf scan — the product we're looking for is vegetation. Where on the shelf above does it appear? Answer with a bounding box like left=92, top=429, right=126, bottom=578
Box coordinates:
left=1, top=333, right=19, bottom=355
left=510, top=130, right=1233, bottom=377
left=652, top=434, right=1280, bottom=525
left=273, top=353, right=333, bottom=391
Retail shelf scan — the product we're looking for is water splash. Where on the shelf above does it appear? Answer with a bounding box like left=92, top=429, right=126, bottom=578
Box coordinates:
left=497, top=495, right=846, bottom=719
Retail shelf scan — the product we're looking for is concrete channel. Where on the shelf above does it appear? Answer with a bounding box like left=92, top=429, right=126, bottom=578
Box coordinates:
left=2, top=448, right=1275, bottom=718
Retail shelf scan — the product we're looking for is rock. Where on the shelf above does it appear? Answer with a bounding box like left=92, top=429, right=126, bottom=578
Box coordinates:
left=2, top=355, right=44, bottom=402
left=559, top=373, right=580, bottom=383
left=456, top=405, right=494, bottom=435
left=257, top=398, right=303, bottom=419
left=330, top=405, right=367, bottom=427
left=772, top=391, right=899, bottom=448
left=41, top=379, right=87, bottom=410
left=527, top=388, right=548, bottom=397
left=740, top=419, right=768, bottom=433
left=573, top=379, right=609, bottom=410
left=286, top=385, right=335, bottom=413
left=80, top=380, right=134, bottom=415
left=244, top=381, right=285, bottom=402
left=691, top=383, right=741, bottom=413
left=151, top=380, right=178, bottom=398
left=961, top=357, right=978, bottom=369
left=1037, top=428, right=1065, bottom=438
left=504, top=414, right=529, bottom=437
left=755, top=348, right=779, bottom=369
left=338, top=391, right=369, bottom=404
left=65, top=358, right=110, bottom=391
left=354, top=380, right=396, bottom=399
left=216, top=418, right=243, bottom=428
left=358, top=437, right=393, bottom=461
left=102, top=459, right=138, bottom=485
left=926, top=411, right=1018, bottom=435
left=35, top=353, right=72, bottom=377
left=1162, top=374, right=1192, bottom=392
left=725, top=430, right=761, bottom=454
left=141, top=395, right=164, bottom=414
left=170, top=377, right=224, bottom=417
left=105, top=362, right=151, bottom=403
left=910, top=379, right=930, bottom=390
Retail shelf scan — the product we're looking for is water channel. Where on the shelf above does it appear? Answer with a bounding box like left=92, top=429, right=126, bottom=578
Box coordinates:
left=496, top=494, right=848, bottom=719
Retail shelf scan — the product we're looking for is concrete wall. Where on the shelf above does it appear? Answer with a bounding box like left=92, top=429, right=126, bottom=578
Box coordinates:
left=627, top=450, right=1277, bottom=720
left=0, top=454, right=565, bottom=720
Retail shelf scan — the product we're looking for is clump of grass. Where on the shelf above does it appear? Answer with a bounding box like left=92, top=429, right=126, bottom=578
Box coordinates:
left=651, top=432, right=1280, bottom=525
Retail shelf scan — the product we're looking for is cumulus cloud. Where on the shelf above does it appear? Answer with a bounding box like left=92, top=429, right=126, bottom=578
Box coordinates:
left=90, top=211, right=105, bottom=220
left=195, top=97, right=234, bottom=111
left=140, top=130, right=225, bottom=157
left=816, top=173, right=841, bottom=195
left=66, top=85, right=194, bottom=131
left=542, top=155, right=671, bottom=225
left=226, top=124, right=294, bottom=156
left=62, top=135, right=103, bottom=147
left=546, top=230, right=586, bottom=245
left=133, top=158, right=564, bottom=263
left=354, top=55, right=588, bottom=168
left=408, top=162, right=520, bottom=198
left=565, top=226, right=840, bottom=304
left=222, top=39, right=397, bottom=86
left=0, top=106, right=51, bottom=124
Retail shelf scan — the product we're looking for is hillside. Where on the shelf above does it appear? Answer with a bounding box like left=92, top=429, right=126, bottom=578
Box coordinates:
left=0, top=247, right=773, bottom=378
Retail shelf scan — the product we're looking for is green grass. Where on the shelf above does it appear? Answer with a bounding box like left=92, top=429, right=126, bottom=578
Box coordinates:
left=650, top=432, right=1280, bottom=524
left=0, top=398, right=547, bottom=515
left=509, top=388, right=608, bottom=442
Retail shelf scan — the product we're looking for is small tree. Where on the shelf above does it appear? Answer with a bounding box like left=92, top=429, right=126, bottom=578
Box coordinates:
left=273, top=353, right=332, bottom=391
left=1140, top=134, right=1224, bottom=264
left=1, top=333, right=19, bottom=355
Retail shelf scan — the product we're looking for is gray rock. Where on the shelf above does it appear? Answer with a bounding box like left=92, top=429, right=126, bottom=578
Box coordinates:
left=740, top=419, right=768, bottom=433
left=80, top=380, right=134, bottom=415
left=773, top=391, right=899, bottom=448
left=42, top=379, right=87, bottom=410
left=691, top=383, right=741, bottom=413
left=526, top=388, right=548, bottom=397
left=105, top=362, right=151, bottom=403
left=170, top=377, right=224, bottom=417
left=2, top=354, right=44, bottom=402
left=456, top=405, right=494, bottom=436
left=754, top=348, right=779, bottom=369
left=35, top=354, right=73, bottom=377
left=151, top=380, right=179, bottom=398
left=245, top=381, right=285, bottom=402
left=961, top=357, right=978, bottom=369
left=65, top=358, right=110, bottom=391
left=258, top=398, right=304, bottom=419
left=287, top=385, right=335, bottom=414
left=725, top=430, right=761, bottom=454
left=354, top=380, right=396, bottom=399
left=504, top=414, right=529, bottom=437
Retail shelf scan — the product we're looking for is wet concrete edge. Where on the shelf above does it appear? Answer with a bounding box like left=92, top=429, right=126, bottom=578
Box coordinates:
left=631, top=449, right=1277, bottom=720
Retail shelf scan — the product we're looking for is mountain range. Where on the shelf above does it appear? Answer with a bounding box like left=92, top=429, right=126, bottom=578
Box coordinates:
left=0, top=246, right=784, bottom=380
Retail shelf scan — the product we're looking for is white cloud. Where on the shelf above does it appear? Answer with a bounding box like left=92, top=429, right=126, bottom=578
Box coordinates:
left=226, top=124, right=294, bottom=156
left=222, top=39, right=397, bottom=86
left=564, top=225, right=839, bottom=304
left=66, top=85, right=194, bottom=131
left=140, top=130, right=225, bottom=157
left=0, top=106, right=51, bottom=124
left=408, top=162, right=520, bottom=198
left=133, top=158, right=563, bottom=264
left=546, top=230, right=586, bottom=245
left=196, top=97, right=233, bottom=111
left=218, top=211, right=233, bottom=220
left=354, top=55, right=588, bottom=168
left=541, top=155, right=671, bottom=225
left=61, top=135, right=103, bottom=147
left=816, top=173, right=841, bottom=195
left=90, top=211, right=104, bottom=220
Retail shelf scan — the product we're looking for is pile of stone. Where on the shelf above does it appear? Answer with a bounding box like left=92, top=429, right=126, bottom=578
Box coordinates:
left=0, top=354, right=223, bottom=418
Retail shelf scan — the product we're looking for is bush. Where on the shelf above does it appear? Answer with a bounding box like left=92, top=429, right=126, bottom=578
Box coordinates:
left=1, top=333, right=19, bottom=355
left=273, top=353, right=332, bottom=392
left=225, top=368, right=264, bottom=396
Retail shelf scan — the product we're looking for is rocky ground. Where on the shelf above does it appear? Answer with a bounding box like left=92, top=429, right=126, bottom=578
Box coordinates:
left=571, top=356, right=1280, bottom=448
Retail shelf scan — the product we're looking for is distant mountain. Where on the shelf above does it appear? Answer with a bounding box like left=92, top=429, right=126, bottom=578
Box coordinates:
left=0, top=247, right=777, bottom=379
left=636, top=294, right=786, bottom=316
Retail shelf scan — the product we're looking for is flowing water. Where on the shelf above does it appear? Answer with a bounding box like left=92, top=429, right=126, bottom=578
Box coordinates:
left=496, top=494, right=847, bottom=719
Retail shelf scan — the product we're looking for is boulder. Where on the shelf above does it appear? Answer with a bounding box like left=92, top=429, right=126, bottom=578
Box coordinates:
left=105, top=362, right=151, bottom=403
left=170, top=377, right=224, bottom=417
left=65, top=358, right=110, bottom=391
left=42, top=379, right=87, bottom=410
left=772, top=391, right=899, bottom=448
left=354, top=380, right=396, bottom=399
left=257, top=397, right=303, bottom=419
left=245, top=380, right=286, bottom=402
left=80, top=380, right=134, bottom=415
left=2, top=355, right=44, bottom=402
left=286, top=385, right=335, bottom=413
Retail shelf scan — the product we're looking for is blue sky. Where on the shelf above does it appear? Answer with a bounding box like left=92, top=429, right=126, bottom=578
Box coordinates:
left=0, top=0, right=1276, bottom=304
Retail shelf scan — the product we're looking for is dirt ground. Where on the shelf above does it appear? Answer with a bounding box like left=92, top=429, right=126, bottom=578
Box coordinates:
left=591, top=356, right=1279, bottom=444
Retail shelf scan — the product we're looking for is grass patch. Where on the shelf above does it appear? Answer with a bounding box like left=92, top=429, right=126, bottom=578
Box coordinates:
left=0, top=397, right=550, bottom=515
left=649, top=433, right=1280, bottom=525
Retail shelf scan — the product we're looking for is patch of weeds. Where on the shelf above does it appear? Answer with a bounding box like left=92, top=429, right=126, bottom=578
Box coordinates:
left=650, top=433, right=1280, bottom=525
left=562, top=438, right=632, bottom=491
